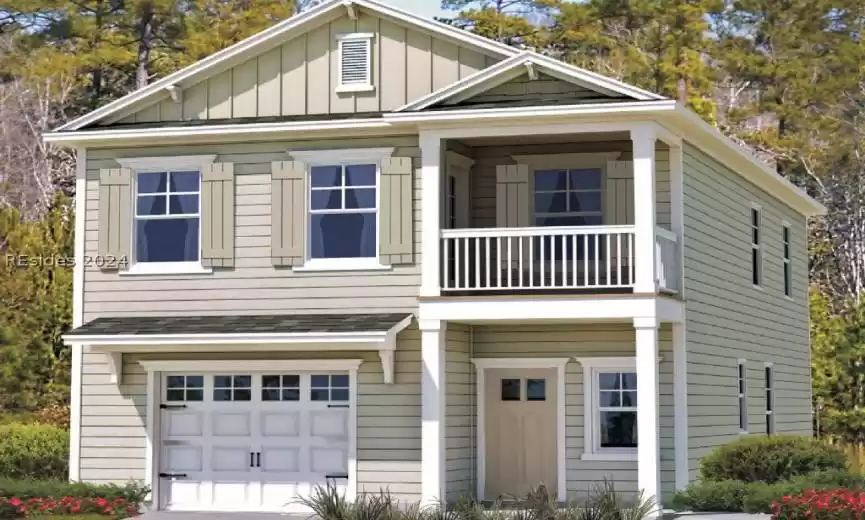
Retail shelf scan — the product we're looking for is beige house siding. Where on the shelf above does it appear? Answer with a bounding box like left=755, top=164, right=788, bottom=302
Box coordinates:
left=445, top=324, right=474, bottom=501
left=467, top=141, right=671, bottom=229
left=113, top=9, right=495, bottom=124
left=682, top=142, right=812, bottom=480
left=78, top=327, right=422, bottom=500
left=82, top=137, right=421, bottom=322
left=470, top=323, right=674, bottom=500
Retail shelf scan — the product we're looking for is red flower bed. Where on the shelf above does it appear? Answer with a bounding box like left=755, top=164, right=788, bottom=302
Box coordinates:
left=772, top=489, right=865, bottom=520
left=0, top=495, right=140, bottom=518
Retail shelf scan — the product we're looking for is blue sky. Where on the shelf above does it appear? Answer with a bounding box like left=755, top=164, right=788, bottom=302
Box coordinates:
left=380, top=0, right=449, bottom=19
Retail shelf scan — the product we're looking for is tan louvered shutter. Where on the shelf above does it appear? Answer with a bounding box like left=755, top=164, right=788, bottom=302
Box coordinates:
left=98, top=168, right=132, bottom=270
left=496, top=164, right=530, bottom=227
left=271, top=161, right=306, bottom=266
left=379, top=157, right=414, bottom=265
left=201, top=163, right=235, bottom=268
left=605, top=161, right=634, bottom=225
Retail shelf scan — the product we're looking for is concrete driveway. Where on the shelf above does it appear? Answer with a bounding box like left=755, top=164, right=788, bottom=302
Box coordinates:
left=134, top=513, right=309, bottom=520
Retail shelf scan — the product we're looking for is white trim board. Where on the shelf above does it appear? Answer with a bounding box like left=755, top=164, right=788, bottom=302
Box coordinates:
left=140, top=358, right=362, bottom=511
left=471, top=358, right=569, bottom=501
left=396, top=51, right=665, bottom=112
left=51, top=0, right=517, bottom=132
left=573, top=357, right=638, bottom=462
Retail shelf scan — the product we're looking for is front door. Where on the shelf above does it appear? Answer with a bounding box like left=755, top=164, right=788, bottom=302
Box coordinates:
left=485, top=368, right=557, bottom=499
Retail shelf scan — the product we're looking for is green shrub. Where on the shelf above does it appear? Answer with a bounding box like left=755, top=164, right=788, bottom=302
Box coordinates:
left=0, top=422, right=68, bottom=479
left=0, top=478, right=149, bottom=504
left=671, top=471, right=865, bottom=513
left=699, top=435, right=847, bottom=483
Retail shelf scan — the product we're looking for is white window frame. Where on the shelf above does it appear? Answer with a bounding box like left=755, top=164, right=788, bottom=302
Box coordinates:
left=289, top=148, right=393, bottom=272
left=577, top=357, right=638, bottom=461
left=118, top=155, right=215, bottom=276
left=782, top=221, right=792, bottom=298
left=738, top=359, right=748, bottom=433
left=764, top=362, right=775, bottom=435
left=335, top=33, right=375, bottom=93
left=751, top=204, right=763, bottom=288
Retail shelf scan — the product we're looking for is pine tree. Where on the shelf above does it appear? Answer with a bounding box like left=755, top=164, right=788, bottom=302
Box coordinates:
left=438, top=0, right=550, bottom=48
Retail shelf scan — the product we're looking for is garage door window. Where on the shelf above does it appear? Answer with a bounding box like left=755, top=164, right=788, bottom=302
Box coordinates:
left=262, top=374, right=301, bottom=401
left=311, top=374, right=350, bottom=401
left=213, top=375, right=252, bottom=401
left=165, top=375, right=203, bottom=402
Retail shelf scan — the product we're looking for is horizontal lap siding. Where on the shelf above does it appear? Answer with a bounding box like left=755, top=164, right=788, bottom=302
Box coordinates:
left=471, top=324, right=674, bottom=500
left=446, top=324, right=474, bottom=501
left=682, top=142, right=812, bottom=480
left=79, top=328, right=422, bottom=500
left=115, top=10, right=494, bottom=123
left=469, top=142, right=671, bottom=228
left=82, top=137, right=421, bottom=321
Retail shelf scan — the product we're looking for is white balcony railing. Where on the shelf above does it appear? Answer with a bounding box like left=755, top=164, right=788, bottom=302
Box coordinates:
left=440, top=225, right=637, bottom=291
left=655, top=227, right=680, bottom=293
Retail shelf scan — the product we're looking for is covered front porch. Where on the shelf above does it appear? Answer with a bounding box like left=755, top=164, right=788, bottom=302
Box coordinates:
left=417, top=298, right=688, bottom=512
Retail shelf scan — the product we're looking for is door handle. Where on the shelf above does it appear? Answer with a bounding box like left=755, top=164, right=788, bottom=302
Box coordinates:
left=250, top=452, right=255, bottom=468
left=256, top=452, right=261, bottom=468
left=159, top=473, right=188, bottom=479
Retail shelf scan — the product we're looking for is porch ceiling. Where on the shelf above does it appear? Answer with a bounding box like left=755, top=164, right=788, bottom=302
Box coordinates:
left=456, top=131, right=631, bottom=147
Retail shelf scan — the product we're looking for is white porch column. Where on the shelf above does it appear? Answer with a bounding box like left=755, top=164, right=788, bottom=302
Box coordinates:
left=631, top=124, right=658, bottom=294
left=420, top=318, right=446, bottom=505
left=634, top=316, right=661, bottom=512
left=420, top=133, right=442, bottom=297
left=672, top=321, right=689, bottom=490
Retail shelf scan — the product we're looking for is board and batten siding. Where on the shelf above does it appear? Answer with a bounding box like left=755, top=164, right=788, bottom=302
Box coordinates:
left=467, top=141, right=671, bottom=229
left=79, top=328, right=422, bottom=500
left=470, top=323, right=675, bottom=501
left=113, top=9, right=495, bottom=124
left=445, top=324, right=474, bottom=501
left=682, top=142, right=812, bottom=480
left=82, top=137, right=421, bottom=322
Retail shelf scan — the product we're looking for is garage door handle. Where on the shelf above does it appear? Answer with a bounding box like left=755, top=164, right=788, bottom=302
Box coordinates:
left=326, top=473, right=348, bottom=480
left=159, top=473, right=188, bottom=479
left=250, top=452, right=255, bottom=468
left=256, top=452, right=261, bottom=467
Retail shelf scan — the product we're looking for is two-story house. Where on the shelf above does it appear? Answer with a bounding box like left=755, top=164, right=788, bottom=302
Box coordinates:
left=47, top=0, right=823, bottom=515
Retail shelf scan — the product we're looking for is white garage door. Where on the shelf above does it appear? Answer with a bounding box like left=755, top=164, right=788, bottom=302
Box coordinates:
left=158, top=372, right=351, bottom=512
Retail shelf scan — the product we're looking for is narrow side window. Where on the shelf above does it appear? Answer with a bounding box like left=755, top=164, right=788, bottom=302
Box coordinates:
left=738, top=360, right=748, bottom=432
left=782, top=224, right=792, bottom=297
left=751, top=206, right=762, bottom=287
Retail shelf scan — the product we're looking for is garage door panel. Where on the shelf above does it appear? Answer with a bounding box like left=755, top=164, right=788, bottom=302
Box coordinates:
left=310, top=410, right=348, bottom=439
left=165, top=480, right=203, bottom=510
left=260, top=482, right=301, bottom=511
left=164, top=445, right=203, bottom=472
left=212, top=446, right=253, bottom=472
left=211, top=482, right=254, bottom=510
left=213, top=412, right=252, bottom=437
left=311, top=446, right=348, bottom=474
left=260, top=446, right=300, bottom=473
left=261, top=411, right=301, bottom=437
left=165, top=411, right=203, bottom=437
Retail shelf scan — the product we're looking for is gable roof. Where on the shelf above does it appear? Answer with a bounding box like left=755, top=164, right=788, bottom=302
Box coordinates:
left=54, top=0, right=519, bottom=132
left=395, top=51, right=666, bottom=112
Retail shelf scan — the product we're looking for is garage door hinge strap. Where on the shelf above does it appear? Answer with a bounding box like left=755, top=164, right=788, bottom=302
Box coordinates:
left=326, top=473, right=349, bottom=479
left=159, top=473, right=188, bottom=478
left=327, top=404, right=349, bottom=408
left=160, top=404, right=188, bottom=410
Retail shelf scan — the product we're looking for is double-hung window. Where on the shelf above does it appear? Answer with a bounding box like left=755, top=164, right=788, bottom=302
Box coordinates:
left=579, top=358, right=637, bottom=459
left=738, top=360, right=748, bottom=432
left=134, top=170, right=201, bottom=264
left=534, top=168, right=603, bottom=260
left=782, top=224, right=792, bottom=297
left=765, top=364, right=775, bottom=434
left=309, top=164, right=377, bottom=261
left=751, top=206, right=762, bottom=287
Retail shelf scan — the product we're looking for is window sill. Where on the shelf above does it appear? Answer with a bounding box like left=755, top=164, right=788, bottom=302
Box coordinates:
left=121, top=263, right=213, bottom=276
left=335, top=84, right=375, bottom=93
left=293, top=260, right=392, bottom=273
left=580, top=452, right=637, bottom=462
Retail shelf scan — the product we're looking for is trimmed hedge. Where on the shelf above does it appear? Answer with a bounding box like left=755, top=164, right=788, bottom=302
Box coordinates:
left=671, top=471, right=865, bottom=514
left=699, top=435, right=848, bottom=483
left=0, top=479, right=149, bottom=518
left=0, top=423, right=68, bottom=480
left=0, top=478, right=149, bottom=504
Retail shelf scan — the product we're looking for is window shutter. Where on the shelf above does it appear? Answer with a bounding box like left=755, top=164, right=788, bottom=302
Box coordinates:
left=380, top=157, right=414, bottom=265
left=605, top=161, right=634, bottom=225
left=98, top=167, right=132, bottom=270
left=271, top=161, right=306, bottom=267
left=496, top=164, right=530, bottom=228
left=339, top=38, right=370, bottom=86
left=201, top=163, right=235, bottom=268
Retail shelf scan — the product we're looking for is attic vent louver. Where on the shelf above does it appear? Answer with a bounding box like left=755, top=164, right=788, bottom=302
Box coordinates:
left=336, top=33, right=373, bottom=92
